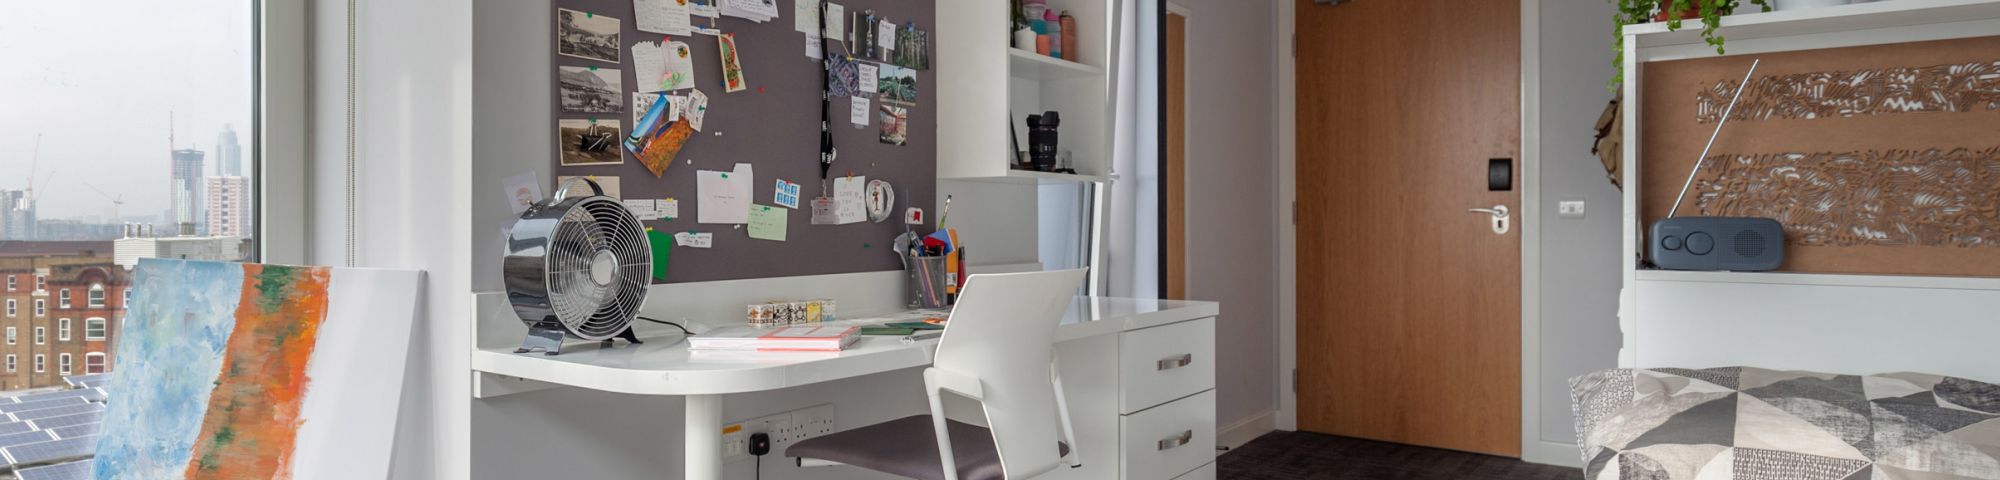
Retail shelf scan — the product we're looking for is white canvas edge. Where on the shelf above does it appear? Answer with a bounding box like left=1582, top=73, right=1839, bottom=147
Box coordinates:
left=288, top=268, right=423, bottom=479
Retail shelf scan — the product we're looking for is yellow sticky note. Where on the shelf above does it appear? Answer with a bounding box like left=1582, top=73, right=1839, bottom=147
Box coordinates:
left=748, top=204, right=787, bottom=241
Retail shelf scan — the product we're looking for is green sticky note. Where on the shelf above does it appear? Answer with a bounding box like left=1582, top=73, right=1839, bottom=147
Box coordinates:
left=860, top=327, right=917, bottom=336
left=748, top=204, right=787, bottom=241
left=646, top=229, right=673, bottom=280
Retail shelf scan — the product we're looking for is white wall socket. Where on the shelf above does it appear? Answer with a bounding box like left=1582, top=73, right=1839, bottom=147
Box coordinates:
left=1558, top=199, right=1587, bottom=219
left=720, top=404, right=837, bottom=463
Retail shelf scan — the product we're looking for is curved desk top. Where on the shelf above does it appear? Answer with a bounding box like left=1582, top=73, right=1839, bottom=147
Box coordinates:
left=471, top=296, right=1219, bottom=398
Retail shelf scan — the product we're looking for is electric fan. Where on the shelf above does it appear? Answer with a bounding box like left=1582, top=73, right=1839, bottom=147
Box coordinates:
left=503, top=178, right=651, bottom=355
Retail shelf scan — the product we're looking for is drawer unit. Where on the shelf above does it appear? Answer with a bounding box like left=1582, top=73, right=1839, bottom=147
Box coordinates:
left=1118, top=317, right=1216, bottom=414
left=1173, top=462, right=1217, bottom=480
left=1119, top=390, right=1216, bottom=480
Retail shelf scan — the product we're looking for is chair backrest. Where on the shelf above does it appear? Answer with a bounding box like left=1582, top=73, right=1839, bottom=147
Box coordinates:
left=933, top=268, right=1087, bottom=480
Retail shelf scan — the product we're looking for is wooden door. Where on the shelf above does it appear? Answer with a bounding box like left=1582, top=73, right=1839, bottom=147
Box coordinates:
left=1165, top=12, right=1187, bottom=300
left=1294, top=0, right=1522, bottom=456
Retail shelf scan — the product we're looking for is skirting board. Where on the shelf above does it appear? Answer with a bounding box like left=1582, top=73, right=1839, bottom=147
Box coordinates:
left=1521, top=438, right=1583, bottom=469
left=1217, top=409, right=1279, bottom=452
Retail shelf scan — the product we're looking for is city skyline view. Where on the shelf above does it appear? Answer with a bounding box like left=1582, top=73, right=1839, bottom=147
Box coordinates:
left=0, top=1, right=253, bottom=223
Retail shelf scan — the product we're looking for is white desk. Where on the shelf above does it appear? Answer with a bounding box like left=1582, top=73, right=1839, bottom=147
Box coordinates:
left=471, top=296, right=1219, bottom=480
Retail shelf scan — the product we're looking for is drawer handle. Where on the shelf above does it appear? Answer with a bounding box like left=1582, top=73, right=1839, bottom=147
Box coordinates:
left=1156, top=354, right=1193, bottom=371
left=1156, top=430, right=1194, bottom=451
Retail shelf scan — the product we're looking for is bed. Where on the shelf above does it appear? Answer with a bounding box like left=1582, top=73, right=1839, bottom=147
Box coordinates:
left=1570, top=366, right=2000, bottom=480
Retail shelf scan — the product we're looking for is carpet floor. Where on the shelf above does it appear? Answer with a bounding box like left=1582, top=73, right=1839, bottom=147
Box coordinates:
left=1218, top=431, right=1585, bottom=480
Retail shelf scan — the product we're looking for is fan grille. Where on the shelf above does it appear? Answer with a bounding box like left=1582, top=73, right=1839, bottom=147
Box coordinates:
left=545, top=198, right=651, bottom=340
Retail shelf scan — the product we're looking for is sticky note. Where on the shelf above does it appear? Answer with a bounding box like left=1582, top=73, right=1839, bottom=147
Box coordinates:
left=748, top=204, right=788, bottom=241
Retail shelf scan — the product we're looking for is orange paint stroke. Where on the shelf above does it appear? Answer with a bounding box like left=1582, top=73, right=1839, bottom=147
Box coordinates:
left=183, top=264, right=332, bottom=479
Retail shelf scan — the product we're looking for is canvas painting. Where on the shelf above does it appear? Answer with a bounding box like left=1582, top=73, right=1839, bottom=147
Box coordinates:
left=92, top=259, right=420, bottom=479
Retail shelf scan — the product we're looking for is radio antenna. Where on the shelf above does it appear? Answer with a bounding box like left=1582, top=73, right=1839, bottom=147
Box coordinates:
left=1668, top=59, right=1759, bottom=218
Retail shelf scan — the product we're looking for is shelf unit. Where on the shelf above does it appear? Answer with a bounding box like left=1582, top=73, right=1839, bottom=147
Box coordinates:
left=1616, top=0, right=2000, bottom=366
left=937, top=0, right=1120, bottom=183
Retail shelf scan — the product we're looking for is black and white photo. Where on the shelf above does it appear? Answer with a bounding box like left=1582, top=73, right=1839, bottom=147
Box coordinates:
left=559, top=66, right=623, bottom=114
left=556, top=8, right=621, bottom=63
left=558, top=118, right=624, bottom=166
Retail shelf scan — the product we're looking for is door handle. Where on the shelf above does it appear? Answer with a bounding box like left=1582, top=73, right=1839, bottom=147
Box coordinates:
left=1467, top=205, right=1510, bottom=234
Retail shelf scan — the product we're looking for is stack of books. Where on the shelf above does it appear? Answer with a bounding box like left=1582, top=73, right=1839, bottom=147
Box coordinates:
left=687, top=325, right=862, bottom=352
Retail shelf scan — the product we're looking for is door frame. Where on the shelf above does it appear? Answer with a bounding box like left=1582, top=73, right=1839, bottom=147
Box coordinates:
left=1161, top=2, right=1193, bottom=299
left=1274, top=0, right=1554, bottom=463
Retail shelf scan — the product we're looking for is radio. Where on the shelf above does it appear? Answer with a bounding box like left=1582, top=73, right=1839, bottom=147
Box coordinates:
left=1649, top=59, right=1784, bottom=272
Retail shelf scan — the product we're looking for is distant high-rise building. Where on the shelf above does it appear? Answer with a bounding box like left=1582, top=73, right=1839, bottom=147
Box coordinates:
left=0, top=190, right=33, bottom=241
left=204, top=176, right=250, bottom=238
left=170, top=148, right=205, bottom=236
left=215, top=124, right=242, bottom=177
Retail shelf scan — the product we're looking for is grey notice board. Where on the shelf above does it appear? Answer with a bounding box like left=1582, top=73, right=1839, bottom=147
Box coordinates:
left=549, top=0, right=937, bottom=284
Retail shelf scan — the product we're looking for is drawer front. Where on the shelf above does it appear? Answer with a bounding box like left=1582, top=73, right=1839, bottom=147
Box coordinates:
left=1119, top=390, right=1215, bottom=480
left=1119, top=317, right=1216, bottom=414
left=1172, top=462, right=1216, bottom=480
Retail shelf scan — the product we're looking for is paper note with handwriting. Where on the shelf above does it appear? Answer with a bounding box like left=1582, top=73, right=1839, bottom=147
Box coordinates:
left=748, top=204, right=788, bottom=241
left=850, top=96, right=871, bottom=127
left=675, top=231, right=714, bottom=248
left=696, top=163, right=754, bottom=224
left=832, top=175, right=867, bottom=224
left=636, top=0, right=694, bottom=36
left=858, top=63, right=878, bottom=93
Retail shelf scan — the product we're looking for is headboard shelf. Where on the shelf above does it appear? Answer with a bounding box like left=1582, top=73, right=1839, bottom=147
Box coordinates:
left=1635, top=270, right=2000, bottom=291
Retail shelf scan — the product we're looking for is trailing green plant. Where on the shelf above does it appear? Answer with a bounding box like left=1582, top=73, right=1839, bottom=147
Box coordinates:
left=1609, top=0, right=1771, bottom=91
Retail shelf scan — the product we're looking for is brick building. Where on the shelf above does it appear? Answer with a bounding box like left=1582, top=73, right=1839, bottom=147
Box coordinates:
left=0, top=256, right=127, bottom=391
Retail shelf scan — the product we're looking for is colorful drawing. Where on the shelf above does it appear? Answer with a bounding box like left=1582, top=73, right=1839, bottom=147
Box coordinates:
left=718, top=33, right=748, bottom=93
left=93, top=259, right=421, bottom=479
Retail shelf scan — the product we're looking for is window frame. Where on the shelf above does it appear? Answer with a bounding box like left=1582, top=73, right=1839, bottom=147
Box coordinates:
left=58, top=288, right=70, bottom=308
left=4, top=327, right=12, bottom=345
left=85, top=318, right=106, bottom=341
left=85, top=352, right=105, bottom=374
left=33, top=354, right=44, bottom=373
left=32, top=299, right=43, bottom=317
left=58, top=318, right=70, bottom=342
left=57, top=353, right=70, bottom=376
left=33, top=327, right=44, bottom=345
left=33, top=275, right=44, bottom=292
left=5, top=355, right=13, bottom=373
left=257, top=0, right=311, bottom=264
left=4, top=299, right=13, bottom=317
left=5, top=276, right=13, bottom=291
left=87, top=284, right=105, bottom=308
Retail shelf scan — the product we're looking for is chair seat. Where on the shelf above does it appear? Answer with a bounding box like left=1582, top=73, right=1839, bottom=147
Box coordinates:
left=786, top=415, right=1069, bottom=480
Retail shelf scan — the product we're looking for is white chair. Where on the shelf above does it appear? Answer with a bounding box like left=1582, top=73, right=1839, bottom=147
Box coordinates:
left=786, top=268, right=1088, bottom=480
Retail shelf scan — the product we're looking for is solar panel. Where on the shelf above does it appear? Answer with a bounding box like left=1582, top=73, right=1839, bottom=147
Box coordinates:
left=59, top=374, right=107, bottom=389
left=25, top=412, right=100, bottom=430
left=0, top=397, right=87, bottom=414
left=0, top=430, right=54, bottom=449
left=0, top=421, right=35, bottom=435
left=77, top=379, right=107, bottom=389
left=46, top=423, right=96, bottom=440
left=12, top=390, right=103, bottom=404
left=15, top=460, right=91, bottom=480
left=1, top=436, right=96, bottom=467
left=9, top=404, right=104, bottom=422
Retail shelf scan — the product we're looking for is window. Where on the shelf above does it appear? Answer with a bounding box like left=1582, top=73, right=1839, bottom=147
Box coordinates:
left=123, top=289, right=132, bottom=308
left=4, top=327, right=12, bottom=345
left=85, top=318, right=105, bottom=341
left=33, top=275, right=44, bottom=292
left=5, top=355, right=13, bottom=373
left=33, top=355, right=44, bottom=373
left=57, top=354, right=70, bottom=376
left=58, top=318, right=70, bottom=342
left=58, top=288, right=70, bottom=308
left=85, top=353, right=105, bottom=374
left=88, top=284, right=105, bottom=307
left=5, top=276, right=13, bottom=291
left=33, top=299, right=44, bottom=317
left=33, top=327, right=44, bottom=345
left=4, top=300, right=12, bottom=317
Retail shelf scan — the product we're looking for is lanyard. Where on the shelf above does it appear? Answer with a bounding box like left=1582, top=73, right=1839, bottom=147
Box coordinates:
left=817, top=0, right=837, bottom=193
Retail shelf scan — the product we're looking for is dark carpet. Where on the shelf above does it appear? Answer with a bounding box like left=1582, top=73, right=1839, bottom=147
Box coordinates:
left=1218, top=431, right=1584, bottom=480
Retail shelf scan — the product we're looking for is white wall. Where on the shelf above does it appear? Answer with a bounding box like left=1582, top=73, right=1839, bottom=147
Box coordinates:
left=1172, top=0, right=1281, bottom=433
left=310, top=0, right=477, bottom=477
left=1524, top=0, right=1623, bottom=466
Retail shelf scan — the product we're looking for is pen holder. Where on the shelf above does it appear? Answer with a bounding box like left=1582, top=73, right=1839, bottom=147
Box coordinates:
left=906, top=254, right=951, bottom=309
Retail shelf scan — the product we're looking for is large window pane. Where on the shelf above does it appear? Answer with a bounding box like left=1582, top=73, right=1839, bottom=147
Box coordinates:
left=0, top=1, right=256, bottom=394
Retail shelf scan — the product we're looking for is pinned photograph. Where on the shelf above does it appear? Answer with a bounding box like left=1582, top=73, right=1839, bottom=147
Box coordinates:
left=559, top=66, right=623, bottom=114
left=876, top=64, right=917, bottom=103
left=558, top=118, right=624, bottom=166
left=894, top=25, right=928, bottom=70
left=718, top=33, right=749, bottom=93
left=826, top=55, right=860, bottom=98
left=877, top=102, right=909, bottom=146
left=556, top=8, right=622, bottom=63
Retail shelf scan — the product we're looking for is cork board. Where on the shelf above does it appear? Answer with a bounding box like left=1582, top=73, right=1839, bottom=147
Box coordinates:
left=1640, top=35, right=2000, bottom=276
left=548, top=0, right=937, bottom=283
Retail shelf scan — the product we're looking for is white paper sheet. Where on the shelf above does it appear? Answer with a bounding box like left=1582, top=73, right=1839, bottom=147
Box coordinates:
left=721, top=0, right=778, bottom=21
left=697, top=163, right=754, bottom=224
left=685, top=89, right=710, bottom=131
left=833, top=175, right=867, bottom=224
left=824, top=3, right=845, bottom=40
left=794, top=0, right=821, bottom=33
left=675, top=232, right=714, bottom=248
left=850, top=96, right=871, bottom=127
left=857, top=63, right=878, bottom=93
left=661, top=198, right=681, bottom=219
left=878, top=21, right=897, bottom=52
left=633, top=41, right=697, bottom=92
left=635, top=0, right=694, bottom=35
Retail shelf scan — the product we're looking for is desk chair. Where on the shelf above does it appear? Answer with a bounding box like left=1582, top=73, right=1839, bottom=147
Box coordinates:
left=787, top=268, right=1089, bottom=480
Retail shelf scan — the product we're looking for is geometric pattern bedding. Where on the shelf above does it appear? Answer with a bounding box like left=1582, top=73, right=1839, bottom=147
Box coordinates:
left=1570, top=367, right=2000, bottom=480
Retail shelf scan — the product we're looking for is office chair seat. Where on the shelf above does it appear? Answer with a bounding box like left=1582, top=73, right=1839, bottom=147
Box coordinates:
left=787, top=415, right=1069, bottom=480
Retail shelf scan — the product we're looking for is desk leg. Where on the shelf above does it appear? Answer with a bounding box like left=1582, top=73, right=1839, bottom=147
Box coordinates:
left=686, top=394, right=723, bottom=480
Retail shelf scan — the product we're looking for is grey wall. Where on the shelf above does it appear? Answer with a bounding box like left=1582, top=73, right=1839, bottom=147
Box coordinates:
left=1533, top=0, right=1624, bottom=454
left=1176, top=0, right=1280, bottom=430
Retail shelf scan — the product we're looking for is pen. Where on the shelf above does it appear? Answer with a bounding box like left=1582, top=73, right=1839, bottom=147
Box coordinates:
left=938, top=195, right=952, bottom=229
left=901, top=331, right=943, bottom=344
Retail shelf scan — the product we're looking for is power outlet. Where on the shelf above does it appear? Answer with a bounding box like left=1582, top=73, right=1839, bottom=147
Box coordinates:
left=720, top=404, right=835, bottom=463
left=1558, top=198, right=1587, bottom=219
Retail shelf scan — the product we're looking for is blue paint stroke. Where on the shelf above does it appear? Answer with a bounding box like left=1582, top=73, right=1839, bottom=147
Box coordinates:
left=92, top=259, right=243, bottom=479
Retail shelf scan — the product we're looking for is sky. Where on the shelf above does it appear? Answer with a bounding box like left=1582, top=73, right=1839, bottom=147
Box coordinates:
left=0, top=1, right=253, bottom=222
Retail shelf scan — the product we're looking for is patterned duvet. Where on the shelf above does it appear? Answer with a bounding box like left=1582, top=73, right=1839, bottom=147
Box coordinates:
left=1570, top=367, right=2000, bottom=480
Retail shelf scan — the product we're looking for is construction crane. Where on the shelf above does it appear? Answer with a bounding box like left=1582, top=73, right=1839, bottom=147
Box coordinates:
left=24, top=134, right=40, bottom=200
left=81, top=181, right=124, bottom=222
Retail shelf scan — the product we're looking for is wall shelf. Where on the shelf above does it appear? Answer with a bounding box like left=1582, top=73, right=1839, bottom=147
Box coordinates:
left=1625, top=0, right=2000, bottom=48
left=936, top=0, right=1119, bottom=182
left=1009, top=48, right=1105, bottom=80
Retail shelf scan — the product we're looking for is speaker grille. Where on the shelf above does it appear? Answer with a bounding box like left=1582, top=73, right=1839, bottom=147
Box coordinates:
left=1734, top=230, right=1766, bottom=258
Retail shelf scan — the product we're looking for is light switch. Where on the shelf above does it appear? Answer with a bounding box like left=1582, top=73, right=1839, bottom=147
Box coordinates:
left=1558, top=199, right=1586, bottom=219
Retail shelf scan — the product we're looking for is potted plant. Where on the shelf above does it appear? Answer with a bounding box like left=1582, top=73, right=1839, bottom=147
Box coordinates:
left=1608, top=0, right=1772, bottom=91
